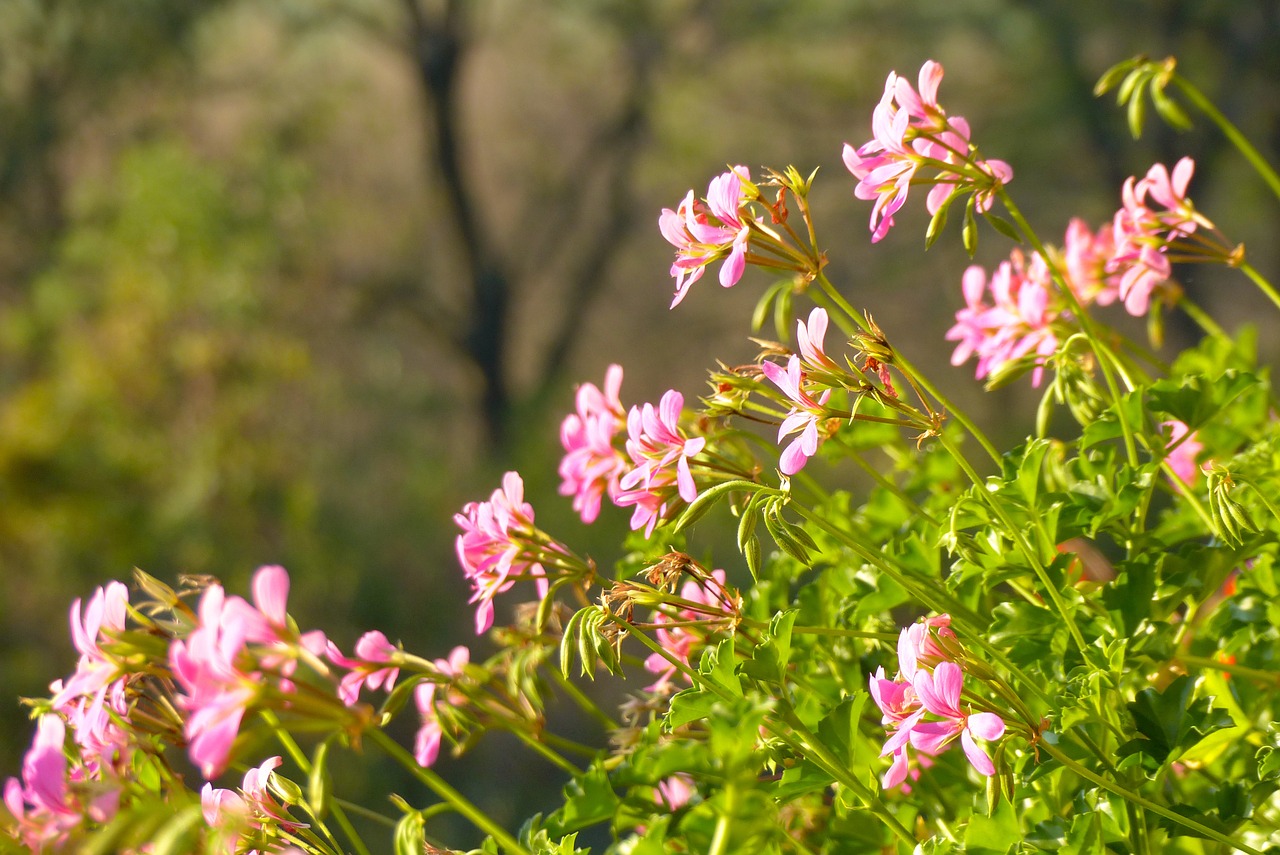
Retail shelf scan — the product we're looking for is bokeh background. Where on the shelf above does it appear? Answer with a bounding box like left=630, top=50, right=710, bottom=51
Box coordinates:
left=2, top=0, right=1278, bottom=846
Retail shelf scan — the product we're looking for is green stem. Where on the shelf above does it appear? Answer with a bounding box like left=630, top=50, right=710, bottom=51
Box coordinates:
left=366, top=728, right=531, bottom=855
left=997, top=189, right=1140, bottom=468
left=261, top=712, right=372, bottom=855
left=547, top=667, right=619, bottom=730
left=813, top=273, right=1002, bottom=463
left=708, top=786, right=734, bottom=855
left=740, top=619, right=896, bottom=642
left=1177, top=294, right=1227, bottom=338
left=510, top=729, right=581, bottom=775
left=332, top=797, right=398, bottom=828
left=1039, top=740, right=1264, bottom=855
left=1172, top=74, right=1280, bottom=204
left=1239, top=261, right=1280, bottom=314
left=1180, top=653, right=1280, bottom=687
left=939, top=433, right=1088, bottom=655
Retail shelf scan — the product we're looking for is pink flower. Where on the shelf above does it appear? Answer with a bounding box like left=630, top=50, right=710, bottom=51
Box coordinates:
left=559, top=364, right=630, bottom=524
left=616, top=391, right=705, bottom=536
left=328, top=630, right=401, bottom=706
left=659, top=168, right=755, bottom=307
left=169, top=585, right=263, bottom=779
left=3, top=715, right=85, bottom=850
left=760, top=355, right=831, bottom=475
left=202, top=756, right=304, bottom=855
left=795, top=308, right=840, bottom=373
left=413, top=647, right=470, bottom=768
left=1163, top=420, right=1204, bottom=486
left=169, top=566, right=315, bottom=780
left=455, top=472, right=553, bottom=634
left=1108, top=158, right=1205, bottom=316
left=945, top=251, right=1060, bottom=387
left=655, top=774, right=695, bottom=810
left=50, top=581, right=130, bottom=710
left=1061, top=218, right=1120, bottom=307
left=843, top=61, right=1012, bottom=242
left=908, top=662, right=1006, bottom=777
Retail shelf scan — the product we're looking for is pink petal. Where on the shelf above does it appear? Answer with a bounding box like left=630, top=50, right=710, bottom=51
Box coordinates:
left=961, top=728, right=995, bottom=776
left=252, top=565, right=291, bottom=629
left=967, top=712, right=1006, bottom=741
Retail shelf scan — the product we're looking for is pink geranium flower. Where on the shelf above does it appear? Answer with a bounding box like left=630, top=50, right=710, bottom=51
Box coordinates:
left=843, top=60, right=1012, bottom=243
left=660, top=167, right=756, bottom=307
left=615, top=390, right=705, bottom=536
left=455, top=472, right=554, bottom=634
left=559, top=364, right=630, bottom=524
left=945, top=251, right=1060, bottom=387
left=50, top=581, right=130, bottom=711
left=1163, top=419, right=1205, bottom=486
left=169, top=565, right=319, bottom=779
left=909, top=662, right=1006, bottom=776
left=414, top=647, right=470, bottom=768
left=760, top=355, right=832, bottom=475
left=1108, top=158, right=1209, bottom=316
left=327, top=630, right=401, bottom=706
left=3, top=715, right=89, bottom=850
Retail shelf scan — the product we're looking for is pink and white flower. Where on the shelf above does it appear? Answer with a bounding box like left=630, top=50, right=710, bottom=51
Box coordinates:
left=761, top=355, right=832, bottom=475
left=843, top=61, right=1012, bottom=243
left=455, top=472, right=555, bottom=634
left=660, top=167, right=756, bottom=307
left=615, top=391, right=705, bottom=536
left=559, top=364, right=630, bottom=524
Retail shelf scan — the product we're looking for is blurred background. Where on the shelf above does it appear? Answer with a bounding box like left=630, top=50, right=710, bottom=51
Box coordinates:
left=2, top=0, right=1278, bottom=845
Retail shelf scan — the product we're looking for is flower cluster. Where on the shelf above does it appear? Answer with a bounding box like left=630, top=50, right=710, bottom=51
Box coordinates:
left=559, top=364, right=629, bottom=524
left=1109, top=157, right=1211, bottom=315
left=170, top=566, right=327, bottom=779
left=870, top=616, right=1005, bottom=789
left=843, top=60, right=1012, bottom=242
left=659, top=166, right=757, bottom=307
left=946, top=217, right=1125, bottom=386
left=616, top=390, right=705, bottom=536
left=455, top=472, right=566, bottom=634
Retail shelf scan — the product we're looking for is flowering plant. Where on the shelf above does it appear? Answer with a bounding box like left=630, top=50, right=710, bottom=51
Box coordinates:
left=6, top=55, right=1280, bottom=855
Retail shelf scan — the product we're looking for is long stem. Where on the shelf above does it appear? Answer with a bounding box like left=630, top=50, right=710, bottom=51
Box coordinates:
left=547, top=667, right=619, bottom=730
left=366, top=728, right=532, bottom=855
left=1239, top=261, right=1280, bottom=313
left=1172, top=74, right=1280, bottom=204
left=813, top=273, right=1002, bottom=463
left=261, top=712, right=372, bottom=855
left=939, top=433, right=1088, bottom=655
left=1038, top=740, right=1264, bottom=855
left=997, top=189, right=1140, bottom=470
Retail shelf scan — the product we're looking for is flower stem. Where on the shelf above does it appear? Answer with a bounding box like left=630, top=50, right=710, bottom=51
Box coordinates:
left=1172, top=74, right=1280, bottom=205
left=997, top=189, right=1140, bottom=469
left=262, top=711, right=372, bottom=855
left=1239, top=261, right=1280, bottom=313
left=366, top=728, right=532, bottom=855
left=939, top=433, right=1089, bottom=656
left=1038, top=739, right=1264, bottom=855
left=813, top=273, right=1002, bottom=463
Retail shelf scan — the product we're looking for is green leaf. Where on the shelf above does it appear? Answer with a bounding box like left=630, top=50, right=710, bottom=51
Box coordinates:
left=544, top=761, right=619, bottom=836
left=963, top=798, right=1020, bottom=854
left=673, top=479, right=763, bottom=532
left=984, top=212, right=1022, bottom=243
left=668, top=686, right=720, bottom=728
left=1148, top=370, right=1259, bottom=429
